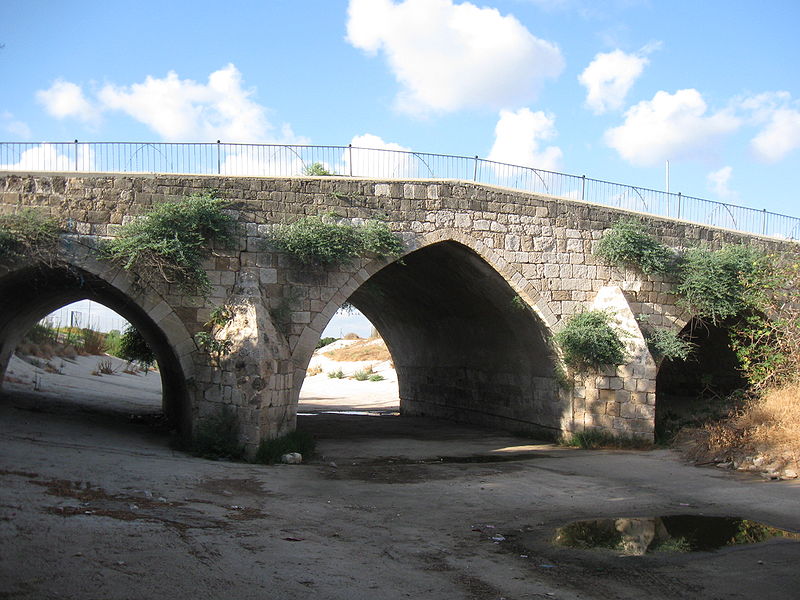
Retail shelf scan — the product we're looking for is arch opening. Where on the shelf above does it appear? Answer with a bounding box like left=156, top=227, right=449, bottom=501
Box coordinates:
left=0, top=264, right=191, bottom=436
left=302, top=240, right=561, bottom=436
left=655, top=317, right=749, bottom=442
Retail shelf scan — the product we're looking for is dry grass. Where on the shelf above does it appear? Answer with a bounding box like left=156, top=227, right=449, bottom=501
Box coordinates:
left=681, top=380, right=800, bottom=467
left=323, top=339, right=391, bottom=362
left=306, top=365, right=323, bottom=376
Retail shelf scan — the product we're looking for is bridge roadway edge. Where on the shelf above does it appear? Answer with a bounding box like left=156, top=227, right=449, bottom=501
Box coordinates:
left=0, top=172, right=793, bottom=455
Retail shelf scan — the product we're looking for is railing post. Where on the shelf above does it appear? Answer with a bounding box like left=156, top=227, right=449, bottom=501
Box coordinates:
left=216, top=140, right=221, bottom=175
left=581, top=175, right=586, bottom=201
left=677, top=192, right=682, bottom=219
left=473, top=155, right=478, bottom=181
left=348, top=144, right=353, bottom=177
left=761, top=208, right=767, bottom=235
left=74, top=139, right=78, bottom=172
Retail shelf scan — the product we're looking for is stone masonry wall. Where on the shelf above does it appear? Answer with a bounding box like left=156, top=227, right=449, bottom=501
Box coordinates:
left=0, top=172, right=791, bottom=450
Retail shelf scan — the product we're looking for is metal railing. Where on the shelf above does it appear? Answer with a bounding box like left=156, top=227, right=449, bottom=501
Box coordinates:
left=2, top=140, right=798, bottom=239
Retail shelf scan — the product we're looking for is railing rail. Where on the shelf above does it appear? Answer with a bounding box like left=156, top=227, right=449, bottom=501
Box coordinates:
left=1, top=140, right=798, bottom=239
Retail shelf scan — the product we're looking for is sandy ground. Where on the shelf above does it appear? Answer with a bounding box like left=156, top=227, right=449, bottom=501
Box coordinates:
left=2, top=352, right=800, bottom=599
left=299, top=338, right=400, bottom=412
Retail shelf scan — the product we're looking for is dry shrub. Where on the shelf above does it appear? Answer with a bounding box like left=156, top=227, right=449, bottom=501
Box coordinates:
left=342, top=332, right=362, bottom=340
left=684, top=380, right=800, bottom=465
left=306, top=365, right=323, bottom=376
left=60, top=344, right=77, bottom=360
left=323, top=339, right=390, bottom=362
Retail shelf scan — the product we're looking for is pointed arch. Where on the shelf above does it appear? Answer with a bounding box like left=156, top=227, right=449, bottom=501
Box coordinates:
left=0, top=249, right=197, bottom=435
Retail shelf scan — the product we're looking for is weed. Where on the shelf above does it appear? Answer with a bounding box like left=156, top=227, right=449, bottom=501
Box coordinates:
left=306, top=365, right=323, bottom=376
left=267, top=214, right=403, bottom=266
left=368, top=373, right=385, bottom=382
left=254, top=430, right=316, bottom=464
left=327, top=369, right=345, bottom=379
left=0, top=209, right=60, bottom=264
left=353, top=368, right=372, bottom=381
left=303, top=162, right=334, bottom=176
left=96, top=358, right=114, bottom=374
left=560, top=429, right=652, bottom=449
left=594, top=218, right=675, bottom=274
left=555, top=310, right=626, bottom=370
left=189, top=406, right=244, bottom=460
left=102, top=193, right=234, bottom=294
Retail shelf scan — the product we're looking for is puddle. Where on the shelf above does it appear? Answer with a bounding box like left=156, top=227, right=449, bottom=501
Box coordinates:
left=553, top=516, right=800, bottom=555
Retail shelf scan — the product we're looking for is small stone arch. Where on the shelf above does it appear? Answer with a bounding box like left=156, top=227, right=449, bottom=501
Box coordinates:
left=0, top=251, right=197, bottom=436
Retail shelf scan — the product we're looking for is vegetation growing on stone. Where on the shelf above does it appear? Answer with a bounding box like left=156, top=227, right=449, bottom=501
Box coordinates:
left=102, top=193, right=234, bottom=294
left=0, top=209, right=60, bottom=264
left=674, top=245, right=770, bottom=326
left=303, top=162, right=334, bottom=176
left=594, top=218, right=675, bottom=274
left=267, top=214, right=403, bottom=266
left=555, top=310, right=626, bottom=370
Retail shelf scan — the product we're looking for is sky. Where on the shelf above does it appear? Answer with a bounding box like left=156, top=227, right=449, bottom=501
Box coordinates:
left=2, top=0, right=799, bottom=336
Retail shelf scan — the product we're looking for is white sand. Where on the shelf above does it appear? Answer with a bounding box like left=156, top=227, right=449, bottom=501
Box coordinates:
left=299, top=338, right=400, bottom=411
left=4, top=353, right=162, bottom=413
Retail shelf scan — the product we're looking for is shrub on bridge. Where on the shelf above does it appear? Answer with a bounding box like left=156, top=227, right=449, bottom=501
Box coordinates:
left=267, top=214, right=403, bottom=266
left=0, top=208, right=60, bottom=264
left=102, top=193, right=234, bottom=294
left=556, top=310, right=626, bottom=370
left=594, top=218, right=675, bottom=274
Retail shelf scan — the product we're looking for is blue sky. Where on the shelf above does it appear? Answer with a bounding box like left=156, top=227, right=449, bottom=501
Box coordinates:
left=2, top=0, right=799, bottom=336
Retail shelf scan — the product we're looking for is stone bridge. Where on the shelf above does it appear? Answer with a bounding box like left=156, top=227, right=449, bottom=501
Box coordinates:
left=0, top=173, right=790, bottom=455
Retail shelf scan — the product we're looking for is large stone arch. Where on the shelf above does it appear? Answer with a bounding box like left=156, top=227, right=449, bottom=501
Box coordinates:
left=0, top=248, right=197, bottom=436
left=291, top=231, right=567, bottom=437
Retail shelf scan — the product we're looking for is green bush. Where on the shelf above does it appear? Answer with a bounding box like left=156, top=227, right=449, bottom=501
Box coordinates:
left=190, top=406, right=244, bottom=460
left=595, top=219, right=675, bottom=274
left=327, top=369, right=344, bottom=379
left=0, top=209, right=60, bottom=263
left=353, top=369, right=370, bottom=381
left=116, top=325, right=156, bottom=370
left=103, top=193, right=234, bottom=294
left=675, top=245, right=769, bottom=325
left=268, top=214, right=403, bottom=266
left=303, top=162, right=334, bottom=176
left=555, top=310, right=626, bottom=370
left=368, top=373, right=385, bottom=382
left=316, top=336, right=338, bottom=349
left=641, top=324, right=694, bottom=362
left=254, top=430, right=316, bottom=464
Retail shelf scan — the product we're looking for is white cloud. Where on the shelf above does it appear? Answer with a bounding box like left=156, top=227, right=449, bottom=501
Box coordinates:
left=97, top=64, right=279, bottom=142
left=707, top=165, right=736, bottom=199
left=578, top=49, right=648, bottom=114
left=346, top=0, right=564, bottom=115
left=604, top=89, right=740, bottom=166
left=345, top=133, right=415, bottom=177
left=750, top=107, right=800, bottom=163
left=1, top=111, right=31, bottom=138
left=0, top=143, right=94, bottom=171
left=487, top=108, right=562, bottom=171
left=36, top=80, right=98, bottom=123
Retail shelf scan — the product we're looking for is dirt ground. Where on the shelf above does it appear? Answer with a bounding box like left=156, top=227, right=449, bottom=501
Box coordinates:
left=2, top=361, right=800, bottom=599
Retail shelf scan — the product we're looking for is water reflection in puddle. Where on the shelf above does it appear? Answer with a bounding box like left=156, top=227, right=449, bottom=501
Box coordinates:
left=553, top=516, right=800, bottom=555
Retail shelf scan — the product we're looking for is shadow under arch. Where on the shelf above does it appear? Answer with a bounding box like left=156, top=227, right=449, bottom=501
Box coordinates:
left=655, top=316, right=748, bottom=441
left=302, top=240, right=563, bottom=436
left=0, top=263, right=193, bottom=437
